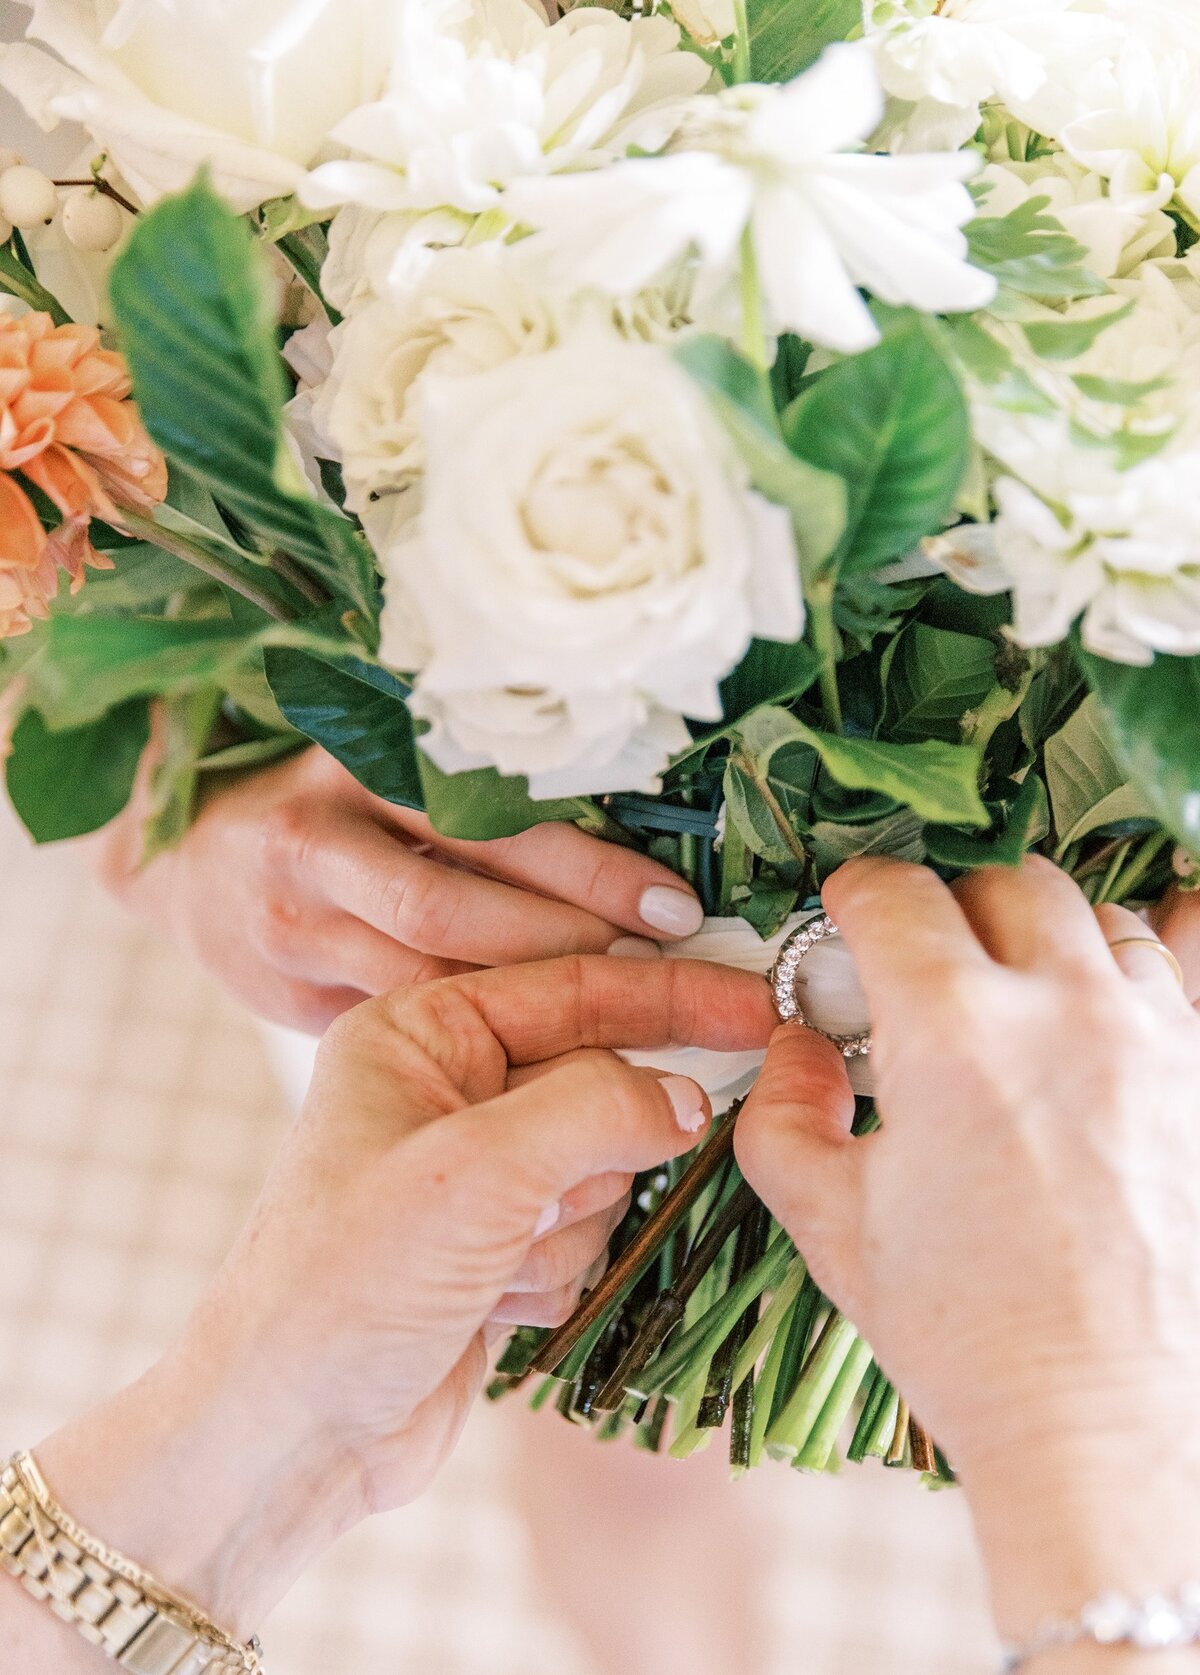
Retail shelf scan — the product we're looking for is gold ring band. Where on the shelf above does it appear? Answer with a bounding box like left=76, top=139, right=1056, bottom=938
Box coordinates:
left=1106, top=935, right=1186, bottom=991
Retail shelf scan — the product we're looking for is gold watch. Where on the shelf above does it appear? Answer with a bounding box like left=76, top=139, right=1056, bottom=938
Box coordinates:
left=0, top=1453, right=265, bottom=1674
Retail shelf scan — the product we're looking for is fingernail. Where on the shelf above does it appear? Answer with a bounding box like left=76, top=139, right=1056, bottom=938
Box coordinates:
left=659, top=1075, right=707, bottom=1134
left=608, top=935, right=663, bottom=959
left=639, top=886, right=705, bottom=938
left=533, top=1203, right=560, bottom=1239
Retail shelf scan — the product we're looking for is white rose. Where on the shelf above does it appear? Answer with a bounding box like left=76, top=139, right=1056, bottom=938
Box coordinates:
left=309, top=246, right=560, bottom=516
left=377, top=336, right=804, bottom=799
left=0, top=0, right=402, bottom=211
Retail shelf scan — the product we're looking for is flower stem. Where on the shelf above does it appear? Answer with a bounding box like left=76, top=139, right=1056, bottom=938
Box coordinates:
left=53, top=177, right=139, bottom=217
left=528, top=1115, right=739, bottom=1376
left=766, top=1311, right=860, bottom=1459
left=0, top=243, right=70, bottom=327
left=729, top=1250, right=807, bottom=1394
left=117, top=508, right=296, bottom=621
left=738, top=227, right=770, bottom=376
left=808, top=574, right=843, bottom=734
left=729, top=0, right=751, bottom=84
left=793, top=1334, right=874, bottom=1472
left=1100, top=829, right=1172, bottom=905
left=731, top=748, right=808, bottom=862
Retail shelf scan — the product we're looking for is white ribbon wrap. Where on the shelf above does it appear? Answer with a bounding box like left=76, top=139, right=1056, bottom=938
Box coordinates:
left=623, top=910, right=874, bottom=1107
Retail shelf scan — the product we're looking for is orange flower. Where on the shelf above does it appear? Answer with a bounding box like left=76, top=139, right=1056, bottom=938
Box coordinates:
left=0, top=311, right=168, bottom=638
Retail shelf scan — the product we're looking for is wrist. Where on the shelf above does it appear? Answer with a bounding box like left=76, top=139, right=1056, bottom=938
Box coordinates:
left=958, top=1396, right=1200, bottom=1645
left=33, top=1327, right=366, bottom=1642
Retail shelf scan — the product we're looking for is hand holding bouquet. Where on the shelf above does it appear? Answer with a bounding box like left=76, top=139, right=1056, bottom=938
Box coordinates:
left=3, top=0, right=1199, bottom=1480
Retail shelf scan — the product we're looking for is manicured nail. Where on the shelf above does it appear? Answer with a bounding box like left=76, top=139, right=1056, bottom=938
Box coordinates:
left=607, top=935, right=663, bottom=959
left=659, top=1075, right=707, bottom=1134
left=639, top=886, right=705, bottom=938
left=533, top=1203, right=560, bottom=1239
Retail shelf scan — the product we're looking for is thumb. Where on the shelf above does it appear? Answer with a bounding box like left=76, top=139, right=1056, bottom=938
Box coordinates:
left=735, top=1025, right=865, bottom=1307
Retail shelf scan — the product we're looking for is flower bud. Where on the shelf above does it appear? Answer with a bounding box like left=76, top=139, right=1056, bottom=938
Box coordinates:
left=60, top=188, right=125, bottom=253
left=0, top=165, right=59, bottom=230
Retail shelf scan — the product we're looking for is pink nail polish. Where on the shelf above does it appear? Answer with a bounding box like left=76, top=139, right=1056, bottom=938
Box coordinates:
left=639, top=887, right=705, bottom=938
left=659, top=1075, right=707, bottom=1134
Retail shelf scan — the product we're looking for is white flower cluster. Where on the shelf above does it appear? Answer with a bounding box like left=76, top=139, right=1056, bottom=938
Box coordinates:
left=875, top=0, right=1200, bottom=664
left=4, top=0, right=1197, bottom=788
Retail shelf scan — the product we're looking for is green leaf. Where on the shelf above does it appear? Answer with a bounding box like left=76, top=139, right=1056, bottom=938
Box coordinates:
left=29, top=615, right=260, bottom=730
left=746, top=0, right=860, bottom=83
left=723, top=759, right=801, bottom=863
left=0, top=243, right=70, bottom=324
left=263, top=646, right=425, bottom=809
left=718, top=638, right=820, bottom=728
left=1078, top=650, right=1199, bottom=851
left=1044, top=692, right=1152, bottom=849
left=783, top=313, right=970, bottom=579
left=675, top=336, right=847, bottom=574
left=417, top=753, right=587, bottom=840
left=731, top=883, right=800, bottom=939
left=965, top=198, right=1109, bottom=301
left=6, top=701, right=151, bottom=843
left=724, top=708, right=817, bottom=861
left=807, top=808, right=926, bottom=878
left=1020, top=299, right=1133, bottom=361
left=52, top=543, right=201, bottom=613
left=803, top=726, right=989, bottom=825
left=925, top=772, right=1048, bottom=870
left=883, top=624, right=997, bottom=744
left=108, top=178, right=375, bottom=618
left=142, top=687, right=223, bottom=859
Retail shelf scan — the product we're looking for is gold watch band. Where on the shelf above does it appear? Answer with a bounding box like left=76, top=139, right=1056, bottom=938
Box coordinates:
left=0, top=1454, right=265, bottom=1675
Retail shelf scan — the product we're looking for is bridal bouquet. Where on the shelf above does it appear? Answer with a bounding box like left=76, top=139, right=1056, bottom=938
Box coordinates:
left=3, top=0, right=1199, bottom=1478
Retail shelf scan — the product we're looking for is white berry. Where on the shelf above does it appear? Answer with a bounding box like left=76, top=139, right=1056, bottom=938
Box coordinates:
left=0, top=217, right=12, bottom=247
left=0, top=149, right=23, bottom=177
left=61, top=188, right=125, bottom=253
left=0, top=165, right=59, bottom=229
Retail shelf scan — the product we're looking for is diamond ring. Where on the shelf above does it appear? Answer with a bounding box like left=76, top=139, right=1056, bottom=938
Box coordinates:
left=770, top=914, right=872, bottom=1061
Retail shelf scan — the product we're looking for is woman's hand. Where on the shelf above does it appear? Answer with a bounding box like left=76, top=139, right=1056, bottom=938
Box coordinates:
left=20, top=954, right=775, bottom=1662
left=735, top=857, right=1200, bottom=1651
left=92, top=744, right=706, bottom=1032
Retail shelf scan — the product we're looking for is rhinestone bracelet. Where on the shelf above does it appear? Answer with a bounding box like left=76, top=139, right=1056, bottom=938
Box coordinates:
left=1002, top=1587, right=1200, bottom=1670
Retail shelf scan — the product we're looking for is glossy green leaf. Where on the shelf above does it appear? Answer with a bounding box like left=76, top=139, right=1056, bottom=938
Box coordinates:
left=417, top=753, right=588, bottom=840
left=108, top=178, right=375, bottom=618
left=746, top=0, right=860, bottom=83
left=1078, top=649, right=1200, bottom=851
left=6, top=701, right=151, bottom=843
left=30, top=615, right=260, bottom=730
left=142, top=687, right=224, bottom=859
left=1044, top=692, right=1151, bottom=849
left=675, top=336, right=846, bottom=574
left=719, top=638, right=821, bottom=728
left=883, top=624, right=997, bottom=744
left=783, top=313, right=970, bottom=578
left=802, top=725, right=988, bottom=825
left=263, top=646, right=425, bottom=809
left=807, top=809, right=926, bottom=878
left=925, top=773, right=1048, bottom=870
